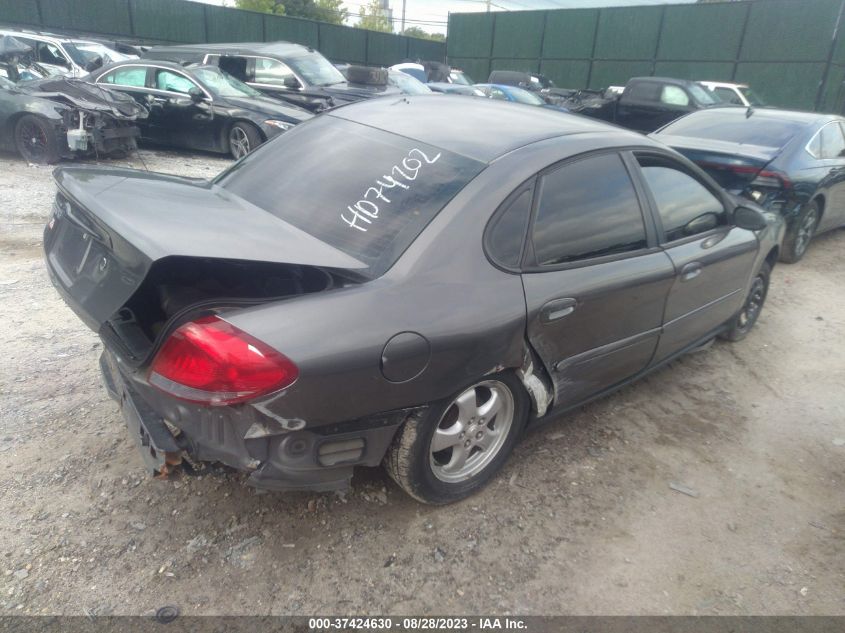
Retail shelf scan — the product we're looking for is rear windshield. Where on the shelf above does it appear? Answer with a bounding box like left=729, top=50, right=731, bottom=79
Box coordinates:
left=216, top=115, right=484, bottom=278
left=660, top=110, right=810, bottom=148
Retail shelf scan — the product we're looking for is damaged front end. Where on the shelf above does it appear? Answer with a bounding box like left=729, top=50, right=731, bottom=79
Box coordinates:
left=20, top=77, right=147, bottom=158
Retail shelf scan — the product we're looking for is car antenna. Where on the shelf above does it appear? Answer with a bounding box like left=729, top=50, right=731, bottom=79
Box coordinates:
left=745, top=106, right=754, bottom=118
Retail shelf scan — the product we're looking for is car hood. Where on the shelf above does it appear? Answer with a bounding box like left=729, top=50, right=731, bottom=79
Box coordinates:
left=17, top=77, right=147, bottom=119
left=220, top=95, right=313, bottom=122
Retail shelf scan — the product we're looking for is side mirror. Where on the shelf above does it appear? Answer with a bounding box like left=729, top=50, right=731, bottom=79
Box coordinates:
left=188, top=86, right=204, bottom=103
left=84, top=55, right=103, bottom=72
left=684, top=212, right=719, bottom=236
left=733, top=206, right=767, bottom=231
left=283, top=76, right=300, bottom=90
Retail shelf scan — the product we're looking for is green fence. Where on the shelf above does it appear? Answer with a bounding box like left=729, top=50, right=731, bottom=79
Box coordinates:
left=448, top=0, right=845, bottom=112
left=0, top=0, right=445, bottom=67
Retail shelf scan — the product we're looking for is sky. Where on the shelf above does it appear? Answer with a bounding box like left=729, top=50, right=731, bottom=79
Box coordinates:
left=187, top=0, right=697, bottom=35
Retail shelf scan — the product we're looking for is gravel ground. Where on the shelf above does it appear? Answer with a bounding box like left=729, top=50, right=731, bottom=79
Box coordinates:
left=0, top=147, right=843, bottom=616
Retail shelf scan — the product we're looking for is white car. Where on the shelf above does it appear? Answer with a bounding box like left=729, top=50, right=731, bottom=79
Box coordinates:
left=0, top=28, right=134, bottom=77
left=699, top=81, right=764, bottom=107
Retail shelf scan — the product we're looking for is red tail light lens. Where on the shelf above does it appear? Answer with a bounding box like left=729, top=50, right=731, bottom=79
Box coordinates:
left=149, top=316, right=298, bottom=406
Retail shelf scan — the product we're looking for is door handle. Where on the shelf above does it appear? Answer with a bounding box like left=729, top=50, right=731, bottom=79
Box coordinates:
left=540, top=298, right=577, bottom=323
left=680, top=262, right=702, bottom=281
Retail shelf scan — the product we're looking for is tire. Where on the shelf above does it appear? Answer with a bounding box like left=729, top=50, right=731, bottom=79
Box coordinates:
left=15, top=115, right=60, bottom=164
left=719, top=262, right=771, bottom=342
left=228, top=122, right=262, bottom=159
left=384, top=372, right=529, bottom=504
left=781, top=201, right=820, bottom=263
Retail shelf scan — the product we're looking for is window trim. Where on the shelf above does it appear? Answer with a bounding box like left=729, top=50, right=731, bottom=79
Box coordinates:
left=482, top=177, right=536, bottom=274
left=521, top=148, right=658, bottom=273
left=629, top=150, right=732, bottom=247
left=203, top=53, right=306, bottom=90
left=93, top=63, right=213, bottom=101
left=808, top=120, right=845, bottom=161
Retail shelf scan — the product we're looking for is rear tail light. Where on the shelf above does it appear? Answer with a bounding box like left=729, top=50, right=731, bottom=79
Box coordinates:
left=749, top=169, right=791, bottom=190
left=149, top=315, right=298, bottom=406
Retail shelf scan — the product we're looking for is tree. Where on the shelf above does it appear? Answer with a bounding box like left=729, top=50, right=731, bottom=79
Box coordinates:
left=357, top=0, right=392, bottom=33
left=235, top=0, right=285, bottom=15
left=312, top=0, right=347, bottom=25
left=402, top=26, right=445, bottom=42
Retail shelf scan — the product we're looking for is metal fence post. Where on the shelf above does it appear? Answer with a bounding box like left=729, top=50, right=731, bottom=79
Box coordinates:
left=585, top=9, right=601, bottom=89
left=732, top=1, right=752, bottom=82
left=815, top=0, right=845, bottom=111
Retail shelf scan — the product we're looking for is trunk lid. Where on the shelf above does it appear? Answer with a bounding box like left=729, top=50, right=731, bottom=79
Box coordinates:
left=44, top=167, right=366, bottom=345
left=656, top=134, right=781, bottom=192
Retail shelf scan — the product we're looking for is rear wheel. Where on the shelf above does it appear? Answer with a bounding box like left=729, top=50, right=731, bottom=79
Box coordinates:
left=15, top=115, right=59, bottom=164
left=720, top=262, right=770, bottom=342
left=781, top=201, right=820, bottom=263
left=228, top=122, right=262, bottom=159
left=385, top=372, right=528, bottom=504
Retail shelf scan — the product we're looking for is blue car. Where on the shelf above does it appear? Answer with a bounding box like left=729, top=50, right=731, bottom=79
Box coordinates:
left=475, top=83, right=568, bottom=113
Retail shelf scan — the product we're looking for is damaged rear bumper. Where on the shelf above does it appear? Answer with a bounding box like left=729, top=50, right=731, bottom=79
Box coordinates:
left=100, top=350, right=411, bottom=492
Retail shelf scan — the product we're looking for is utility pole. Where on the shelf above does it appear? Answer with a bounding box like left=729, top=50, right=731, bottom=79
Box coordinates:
left=401, top=0, right=406, bottom=33
left=486, top=0, right=491, bottom=11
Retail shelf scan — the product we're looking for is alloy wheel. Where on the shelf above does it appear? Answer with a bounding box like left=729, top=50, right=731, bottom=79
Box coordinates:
left=429, top=380, right=514, bottom=483
left=229, top=126, right=251, bottom=159
left=18, top=120, right=48, bottom=163
left=794, top=208, right=819, bottom=258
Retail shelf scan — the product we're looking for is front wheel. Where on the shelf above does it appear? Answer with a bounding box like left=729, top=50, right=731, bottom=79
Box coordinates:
left=781, top=201, right=820, bottom=263
left=228, top=122, right=262, bottom=159
left=720, top=262, right=771, bottom=342
left=384, top=372, right=529, bottom=504
left=15, top=115, right=59, bottom=164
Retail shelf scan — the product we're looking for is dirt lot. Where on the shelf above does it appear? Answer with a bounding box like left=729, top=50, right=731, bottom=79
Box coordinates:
left=0, top=148, right=843, bottom=617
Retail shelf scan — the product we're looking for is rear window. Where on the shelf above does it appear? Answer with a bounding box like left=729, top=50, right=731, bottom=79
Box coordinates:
left=216, top=115, right=484, bottom=278
left=660, top=111, right=810, bottom=148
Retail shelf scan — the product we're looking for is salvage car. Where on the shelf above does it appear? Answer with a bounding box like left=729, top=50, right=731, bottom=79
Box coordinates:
left=653, top=107, right=845, bottom=262
left=0, top=74, right=145, bottom=163
left=700, top=81, right=765, bottom=107
left=43, top=97, right=781, bottom=504
left=89, top=60, right=312, bottom=158
left=576, top=76, right=722, bottom=133
left=144, top=42, right=401, bottom=112
left=0, top=28, right=129, bottom=77
left=475, top=83, right=568, bottom=112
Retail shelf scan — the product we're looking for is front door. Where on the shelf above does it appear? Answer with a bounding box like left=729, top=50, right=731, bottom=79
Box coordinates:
left=814, top=120, right=845, bottom=233
left=150, top=69, right=215, bottom=151
left=632, top=152, right=759, bottom=362
left=522, top=151, right=676, bottom=408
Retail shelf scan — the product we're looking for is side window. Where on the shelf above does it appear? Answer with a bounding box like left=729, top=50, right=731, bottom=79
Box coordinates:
left=218, top=55, right=249, bottom=82
left=253, top=57, right=297, bottom=87
left=487, top=186, right=532, bottom=269
left=638, top=160, right=726, bottom=242
left=819, top=122, right=845, bottom=159
left=806, top=131, right=821, bottom=158
left=489, top=87, right=507, bottom=100
left=623, top=81, right=661, bottom=103
left=660, top=85, right=690, bottom=107
left=38, top=43, right=69, bottom=67
left=155, top=70, right=196, bottom=94
left=101, top=66, right=147, bottom=88
left=532, top=153, right=647, bottom=266
left=715, top=87, right=742, bottom=105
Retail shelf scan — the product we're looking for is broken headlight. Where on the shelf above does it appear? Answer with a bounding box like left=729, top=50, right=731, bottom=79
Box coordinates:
left=265, top=120, right=295, bottom=131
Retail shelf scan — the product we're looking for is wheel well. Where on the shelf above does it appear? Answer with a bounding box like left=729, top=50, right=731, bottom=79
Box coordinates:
left=222, top=119, right=266, bottom=147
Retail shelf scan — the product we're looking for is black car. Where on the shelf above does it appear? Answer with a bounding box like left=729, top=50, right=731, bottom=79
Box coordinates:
left=143, top=42, right=402, bottom=113
left=653, top=107, right=845, bottom=262
left=0, top=74, right=145, bottom=164
left=44, top=97, right=780, bottom=504
left=88, top=60, right=312, bottom=158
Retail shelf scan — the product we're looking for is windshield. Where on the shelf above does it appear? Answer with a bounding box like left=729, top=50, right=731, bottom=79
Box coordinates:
left=660, top=111, right=810, bottom=148
left=65, top=42, right=127, bottom=67
left=449, top=70, right=473, bottom=85
left=389, top=71, right=432, bottom=95
left=689, top=83, right=718, bottom=105
left=216, top=115, right=484, bottom=277
left=509, top=87, right=545, bottom=106
left=193, top=67, right=261, bottom=98
left=287, top=52, right=345, bottom=87
left=739, top=86, right=765, bottom=106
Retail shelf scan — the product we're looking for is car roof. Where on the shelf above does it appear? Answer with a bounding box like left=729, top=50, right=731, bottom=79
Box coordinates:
left=630, top=76, right=702, bottom=87
left=326, top=95, right=647, bottom=163
left=94, top=59, right=199, bottom=76
left=682, top=106, right=838, bottom=125
left=147, top=41, right=313, bottom=57
left=701, top=81, right=748, bottom=89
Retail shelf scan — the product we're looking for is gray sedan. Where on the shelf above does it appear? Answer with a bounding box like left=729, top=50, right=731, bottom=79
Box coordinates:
left=43, top=96, right=781, bottom=504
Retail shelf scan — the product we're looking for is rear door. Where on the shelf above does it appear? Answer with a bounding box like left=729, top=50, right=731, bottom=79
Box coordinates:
left=631, top=152, right=759, bottom=362
left=521, top=151, right=676, bottom=408
left=95, top=65, right=155, bottom=140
